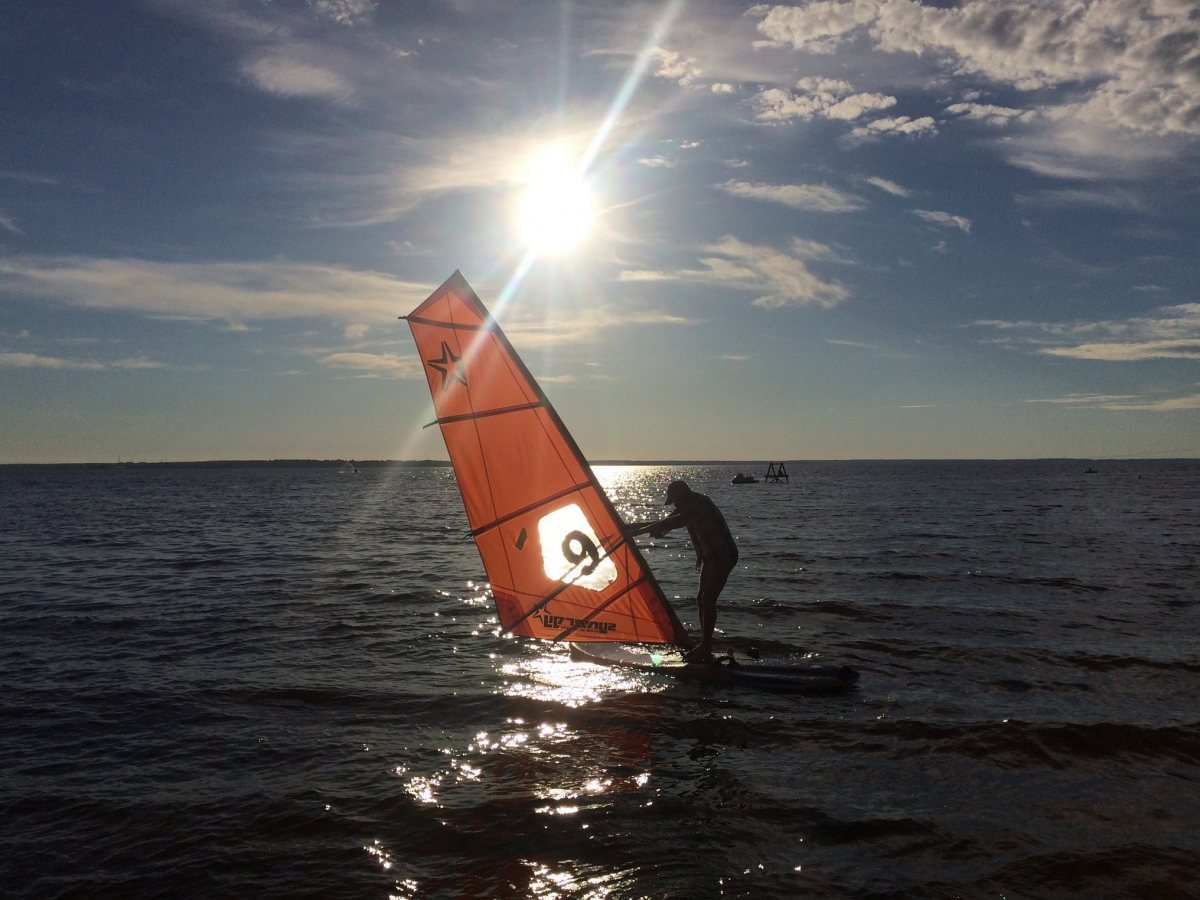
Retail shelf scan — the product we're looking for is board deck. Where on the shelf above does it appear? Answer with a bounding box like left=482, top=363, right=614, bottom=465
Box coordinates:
left=569, top=642, right=859, bottom=693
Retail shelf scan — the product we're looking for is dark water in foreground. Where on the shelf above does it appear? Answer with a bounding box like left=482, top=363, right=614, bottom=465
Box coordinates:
left=2, top=461, right=1198, bottom=900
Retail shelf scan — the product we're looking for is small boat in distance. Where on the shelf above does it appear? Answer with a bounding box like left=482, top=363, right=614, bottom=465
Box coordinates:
left=731, top=472, right=758, bottom=484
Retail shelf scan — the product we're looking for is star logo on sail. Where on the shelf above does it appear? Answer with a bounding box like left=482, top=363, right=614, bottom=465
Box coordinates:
left=426, top=341, right=467, bottom=391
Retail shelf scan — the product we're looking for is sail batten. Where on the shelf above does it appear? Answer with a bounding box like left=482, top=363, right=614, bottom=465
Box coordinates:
left=469, top=481, right=592, bottom=538
left=405, top=314, right=490, bottom=331
left=405, top=271, right=689, bottom=646
left=434, top=401, right=544, bottom=428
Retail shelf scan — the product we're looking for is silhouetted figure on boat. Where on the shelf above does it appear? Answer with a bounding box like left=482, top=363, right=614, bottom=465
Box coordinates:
left=626, top=480, right=738, bottom=663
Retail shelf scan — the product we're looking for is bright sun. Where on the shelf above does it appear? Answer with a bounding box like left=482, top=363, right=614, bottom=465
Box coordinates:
left=516, top=146, right=595, bottom=256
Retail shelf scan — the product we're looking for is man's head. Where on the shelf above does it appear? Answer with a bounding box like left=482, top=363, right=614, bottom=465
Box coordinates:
left=664, top=479, right=693, bottom=509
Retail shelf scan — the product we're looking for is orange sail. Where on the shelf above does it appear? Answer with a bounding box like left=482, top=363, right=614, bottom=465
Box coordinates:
left=404, top=271, right=689, bottom=646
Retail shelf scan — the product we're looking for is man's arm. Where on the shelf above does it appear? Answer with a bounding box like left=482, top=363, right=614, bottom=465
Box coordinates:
left=625, top=509, right=689, bottom=539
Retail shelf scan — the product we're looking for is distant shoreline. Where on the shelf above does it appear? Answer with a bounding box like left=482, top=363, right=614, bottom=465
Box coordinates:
left=2, top=457, right=1197, bottom=468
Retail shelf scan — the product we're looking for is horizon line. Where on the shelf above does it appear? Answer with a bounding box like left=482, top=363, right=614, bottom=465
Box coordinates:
left=3, top=456, right=1197, bottom=468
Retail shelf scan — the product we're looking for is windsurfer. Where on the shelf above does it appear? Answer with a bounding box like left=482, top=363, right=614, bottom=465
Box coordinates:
left=626, top=480, right=738, bottom=663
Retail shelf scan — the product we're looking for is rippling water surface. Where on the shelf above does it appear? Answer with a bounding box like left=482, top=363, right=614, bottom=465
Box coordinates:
left=2, top=461, right=1198, bottom=899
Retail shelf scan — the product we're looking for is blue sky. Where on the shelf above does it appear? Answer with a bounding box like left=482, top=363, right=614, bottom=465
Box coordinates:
left=1, top=0, right=1198, bottom=463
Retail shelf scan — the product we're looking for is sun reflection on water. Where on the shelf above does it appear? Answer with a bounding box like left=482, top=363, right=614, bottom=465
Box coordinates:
left=395, top=654, right=660, bottom=816
left=499, top=645, right=666, bottom=707
left=592, top=465, right=669, bottom=525
left=365, top=838, right=393, bottom=869
left=526, top=862, right=617, bottom=900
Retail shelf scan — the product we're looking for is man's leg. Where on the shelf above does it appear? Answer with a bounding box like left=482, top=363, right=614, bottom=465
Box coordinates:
left=686, top=557, right=732, bottom=662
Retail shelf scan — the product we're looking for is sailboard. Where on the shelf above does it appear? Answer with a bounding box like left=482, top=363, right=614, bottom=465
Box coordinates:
left=404, top=271, right=690, bottom=646
left=569, top=643, right=859, bottom=693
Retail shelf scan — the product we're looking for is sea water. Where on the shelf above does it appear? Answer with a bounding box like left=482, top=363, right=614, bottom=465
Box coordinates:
left=1, top=461, right=1197, bottom=899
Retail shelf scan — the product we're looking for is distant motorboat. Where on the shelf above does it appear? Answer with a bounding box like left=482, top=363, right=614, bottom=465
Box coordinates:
left=731, top=472, right=758, bottom=484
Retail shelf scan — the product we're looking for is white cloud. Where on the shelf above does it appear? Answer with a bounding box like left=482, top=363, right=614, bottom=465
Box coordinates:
left=970, top=303, right=1200, bottom=361
left=112, top=357, right=167, bottom=369
left=866, top=176, right=911, bottom=196
left=318, top=351, right=424, bottom=378
left=1024, top=391, right=1200, bottom=411
left=946, top=102, right=1036, bottom=126
left=617, top=270, right=674, bottom=282
left=871, top=0, right=1200, bottom=135
left=719, top=180, right=863, bottom=212
left=824, top=91, right=897, bottom=120
left=0, top=211, right=22, bottom=235
left=638, top=156, right=675, bottom=168
left=242, top=56, right=355, bottom=103
left=799, top=76, right=854, bottom=94
left=503, top=308, right=695, bottom=347
left=711, top=82, right=735, bottom=93
left=0, top=352, right=104, bottom=370
left=755, top=0, right=1200, bottom=140
left=913, top=209, right=971, bottom=233
left=652, top=47, right=702, bottom=86
left=844, top=115, right=937, bottom=144
left=0, top=255, right=432, bottom=323
left=1044, top=340, right=1200, bottom=361
left=1015, top=187, right=1146, bottom=211
left=307, top=0, right=376, bottom=25
left=752, top=87, right=826, bottom=121
left=622, top=236, right=849, bottom=309
left=753, top=77, right=896, bottom=123
left=1104, top=393, right=1200, bottom=411
left=750, top=0, right=882, bottom=54
left=791, top=238, right=854, bottom=263
left=343, top=323, right=370, bottom=339
left=1023, top=393, right=1139, bottom=405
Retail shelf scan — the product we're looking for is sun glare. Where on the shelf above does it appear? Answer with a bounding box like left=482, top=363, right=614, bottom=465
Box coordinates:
left=516, top=147, right=595, bottom=256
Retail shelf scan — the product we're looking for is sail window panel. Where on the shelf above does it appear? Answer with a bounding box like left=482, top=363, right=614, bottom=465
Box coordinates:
left=474, top=499, right=615, bottom=600
left=535, top=503, right=618, bottom=591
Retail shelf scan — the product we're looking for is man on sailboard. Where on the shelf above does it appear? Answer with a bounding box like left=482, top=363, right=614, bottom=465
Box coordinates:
left=626, top=480, right=738, bottom=663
